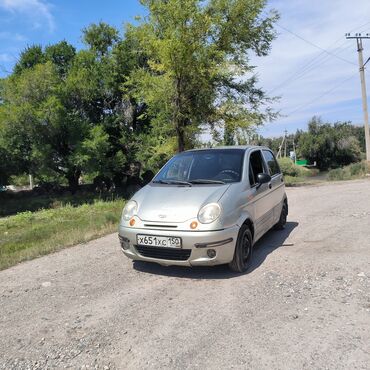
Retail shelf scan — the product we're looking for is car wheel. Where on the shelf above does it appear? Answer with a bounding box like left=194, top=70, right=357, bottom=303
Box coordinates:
left=274, top=201, right=288, bottom=230
left=229, top=224, right=253, bottom=273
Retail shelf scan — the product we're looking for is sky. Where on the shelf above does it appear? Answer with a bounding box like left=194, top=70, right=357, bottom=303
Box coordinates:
left=0, top=0, right=369, bottom=137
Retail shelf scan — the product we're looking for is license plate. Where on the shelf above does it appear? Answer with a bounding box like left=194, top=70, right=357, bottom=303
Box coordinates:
left=136, top=234, right=182, bottom=248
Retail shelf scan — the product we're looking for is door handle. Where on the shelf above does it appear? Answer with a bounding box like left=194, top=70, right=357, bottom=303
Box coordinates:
left=268, top=183, right=272, bottom=189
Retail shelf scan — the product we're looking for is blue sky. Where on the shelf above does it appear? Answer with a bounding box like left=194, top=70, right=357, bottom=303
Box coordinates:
left=0, top=0, right=370, bottom=137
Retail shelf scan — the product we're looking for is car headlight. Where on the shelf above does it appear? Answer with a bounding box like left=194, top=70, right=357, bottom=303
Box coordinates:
left=122, top=200, right=138, bottom=221
left=198, top=203, right=221, bottom=224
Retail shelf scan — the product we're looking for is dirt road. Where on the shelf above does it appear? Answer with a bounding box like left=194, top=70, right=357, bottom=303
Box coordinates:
left=1, top=179, right=370, bottom=369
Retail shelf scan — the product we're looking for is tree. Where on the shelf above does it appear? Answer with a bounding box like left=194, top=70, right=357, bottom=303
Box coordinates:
left=298, top=117, right=362, bottom=170
left=83, top=22, right=119, bottom=56
left=0, top=62, right=92, bottom=191
left=127, top=0, right=279, bottom=152
left=13, top=45, right=44, bottom=75
left=45, top=41, right=76, bottom=77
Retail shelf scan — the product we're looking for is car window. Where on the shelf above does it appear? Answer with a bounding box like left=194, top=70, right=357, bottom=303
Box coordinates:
left=249, top=150, right=266, bottom=186
left=154, top=149, right=245, bottom=184
left=262, top=150, right=280, bottom=176
left=166, top=155, right=193, bottom=181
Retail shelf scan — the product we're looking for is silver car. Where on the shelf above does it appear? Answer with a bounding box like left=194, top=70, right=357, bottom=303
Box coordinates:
left=118, top=146, right=288, bottom=272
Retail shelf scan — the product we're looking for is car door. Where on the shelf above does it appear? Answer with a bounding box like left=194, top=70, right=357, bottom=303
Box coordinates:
left=262, top=149, right=285, bottom=225
left=248, top=149, right=274, bottom=241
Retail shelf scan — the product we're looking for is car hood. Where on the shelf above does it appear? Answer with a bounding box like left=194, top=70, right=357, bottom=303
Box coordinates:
left=133, top=184, right=230, bottom=223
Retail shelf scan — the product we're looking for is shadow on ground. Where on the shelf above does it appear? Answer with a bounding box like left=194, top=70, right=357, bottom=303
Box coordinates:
left=133, top=221, right=299, bottom=280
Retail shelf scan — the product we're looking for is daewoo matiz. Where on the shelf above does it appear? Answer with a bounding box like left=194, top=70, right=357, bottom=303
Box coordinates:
left=118, top=146, right=288, bottom=272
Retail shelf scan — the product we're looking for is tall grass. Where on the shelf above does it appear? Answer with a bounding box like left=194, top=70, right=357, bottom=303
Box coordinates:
left=328, top=161, right=370, bottom=181
left=278, top=158, right=319, bottom=186
left=278, top=157, right=312, bottom=177
left=0, top=199, right=125, bottom=270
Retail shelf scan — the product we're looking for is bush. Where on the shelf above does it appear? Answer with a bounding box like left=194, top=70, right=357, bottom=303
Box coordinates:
left=278, top=158, right=311, bottom=177
left=328, top=161, right=369, bottom=181
left=297, top=118, right=362, bottom=170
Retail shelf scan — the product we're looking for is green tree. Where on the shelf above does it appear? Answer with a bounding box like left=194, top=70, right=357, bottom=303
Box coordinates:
left=298, top=117, right=362, bottom=170
left=83, top=22, right=119, bottom=56
left=13, top=45, right=44, bottom=75
left=45, top=41, right=76, bottom=77
left=0, top=62, right=91, bottom=191
left=127, top=0, right=279, bottom=152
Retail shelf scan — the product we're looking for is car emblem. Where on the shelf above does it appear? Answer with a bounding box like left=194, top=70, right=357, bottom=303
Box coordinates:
left=158, top=214, right=167, bottom=219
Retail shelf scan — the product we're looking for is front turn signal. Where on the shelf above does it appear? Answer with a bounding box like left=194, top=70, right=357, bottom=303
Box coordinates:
left=190, top=221, right=198, bottom=229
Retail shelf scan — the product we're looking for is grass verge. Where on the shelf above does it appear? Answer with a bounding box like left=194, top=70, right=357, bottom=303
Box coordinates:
left=0, top=189, right=125, bottom=217
left=0, top=199, right=125, bottom=270
left=328, top=161, right=370, bottom=181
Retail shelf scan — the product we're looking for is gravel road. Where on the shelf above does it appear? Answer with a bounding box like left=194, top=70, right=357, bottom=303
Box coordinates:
left=1, top=179, right=370, bottom=369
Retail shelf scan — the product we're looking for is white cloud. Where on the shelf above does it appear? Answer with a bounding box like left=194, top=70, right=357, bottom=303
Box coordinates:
left=0, top=0, right=55, bottom=31
left=0, top=31, right=27, bottom=41
left=0, top=52, right=13, bottom=62
left=252, top=0, right=370, bottom=136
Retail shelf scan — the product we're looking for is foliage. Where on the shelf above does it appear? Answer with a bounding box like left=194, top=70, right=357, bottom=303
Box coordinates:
left=127, top=0, right=279, bottom=151
left=0, top=23, right=154, bottom=189
left=0, top=2, right=279, bottom=188
left=297, top=117, right=362, bottom=170
left=44, top=40, right=76, bottom=76
left=277, top=157, right=311, bottom=177
left=328, top=161, right=370, bottom=181
left=13, top=45, right=44, bottom=75
left=83, top=22, right=119, bottom=56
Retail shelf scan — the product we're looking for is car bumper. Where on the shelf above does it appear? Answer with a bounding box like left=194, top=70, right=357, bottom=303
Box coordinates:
left=118, top=225, right=239, bottom=266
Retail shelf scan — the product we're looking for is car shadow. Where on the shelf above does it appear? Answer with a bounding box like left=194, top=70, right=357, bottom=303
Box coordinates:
left=132, top=221, right=299, bottom=280
left=248, top=221, right=298, bottom=273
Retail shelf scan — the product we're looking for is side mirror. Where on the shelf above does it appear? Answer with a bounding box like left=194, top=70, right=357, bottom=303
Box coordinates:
left=256, top=173, right=271, bottom=189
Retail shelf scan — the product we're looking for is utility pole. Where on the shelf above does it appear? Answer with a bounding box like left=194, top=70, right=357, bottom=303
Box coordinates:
left=284, top=129, right=288, bottom=158
left=346, top=32, right=370, bottom=162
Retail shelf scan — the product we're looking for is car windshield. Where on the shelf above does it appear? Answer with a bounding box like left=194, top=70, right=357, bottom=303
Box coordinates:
left=153, top=149, right=244, bottom=184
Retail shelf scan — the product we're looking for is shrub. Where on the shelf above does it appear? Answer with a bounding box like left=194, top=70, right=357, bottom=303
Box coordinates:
left=297, top=118, right=362, bottom=170
left=328, top=161, right=369, bottom=181
left=278, top=158, right=311, bottom=177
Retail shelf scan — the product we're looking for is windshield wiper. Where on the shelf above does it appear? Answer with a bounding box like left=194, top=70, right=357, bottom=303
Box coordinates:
left=190, top=179, right=226, bottom=185
left=153, top=180, right=192, bottom=186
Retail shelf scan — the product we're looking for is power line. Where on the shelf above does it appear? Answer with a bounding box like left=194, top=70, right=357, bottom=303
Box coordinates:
left=268, top=45, right=352, bottom=94
left=285, top=72, right=357, bottom=116
left=268, top=21, right=370, bottom=95
left=276, top=23, right=357, bottom=66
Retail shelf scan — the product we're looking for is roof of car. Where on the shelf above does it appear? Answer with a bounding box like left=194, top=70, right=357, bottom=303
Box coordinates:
left=185, top=145, right=270, bottom=152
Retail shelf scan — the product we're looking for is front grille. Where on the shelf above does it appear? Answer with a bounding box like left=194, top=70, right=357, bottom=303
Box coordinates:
left=144, top=224, right=178, bottom=228
left=135, top=245, right=191, bottom=261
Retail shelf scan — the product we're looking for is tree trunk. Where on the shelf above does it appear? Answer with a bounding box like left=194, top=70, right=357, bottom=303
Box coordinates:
left=66, top=168, right=81, bottom=194
left=174, top=76, right=186, bottom=153
left=224, top=124, right=235, bottom=146
left=176, top=123, right=185, bottom=152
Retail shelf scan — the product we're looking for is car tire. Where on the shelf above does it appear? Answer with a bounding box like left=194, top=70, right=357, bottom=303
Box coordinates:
left=274, top=201, right=288, bottom=230
left=229, top=224, right=253, bottom=273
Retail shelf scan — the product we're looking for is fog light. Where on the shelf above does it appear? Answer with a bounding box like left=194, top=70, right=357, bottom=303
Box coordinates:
left=207, top=249, right=216, bottom=258
left=129, top=218, right=135, bottom=226
left=119, top=235, right=130, bottom=250
left=190, top=221, right=198, bottom=229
